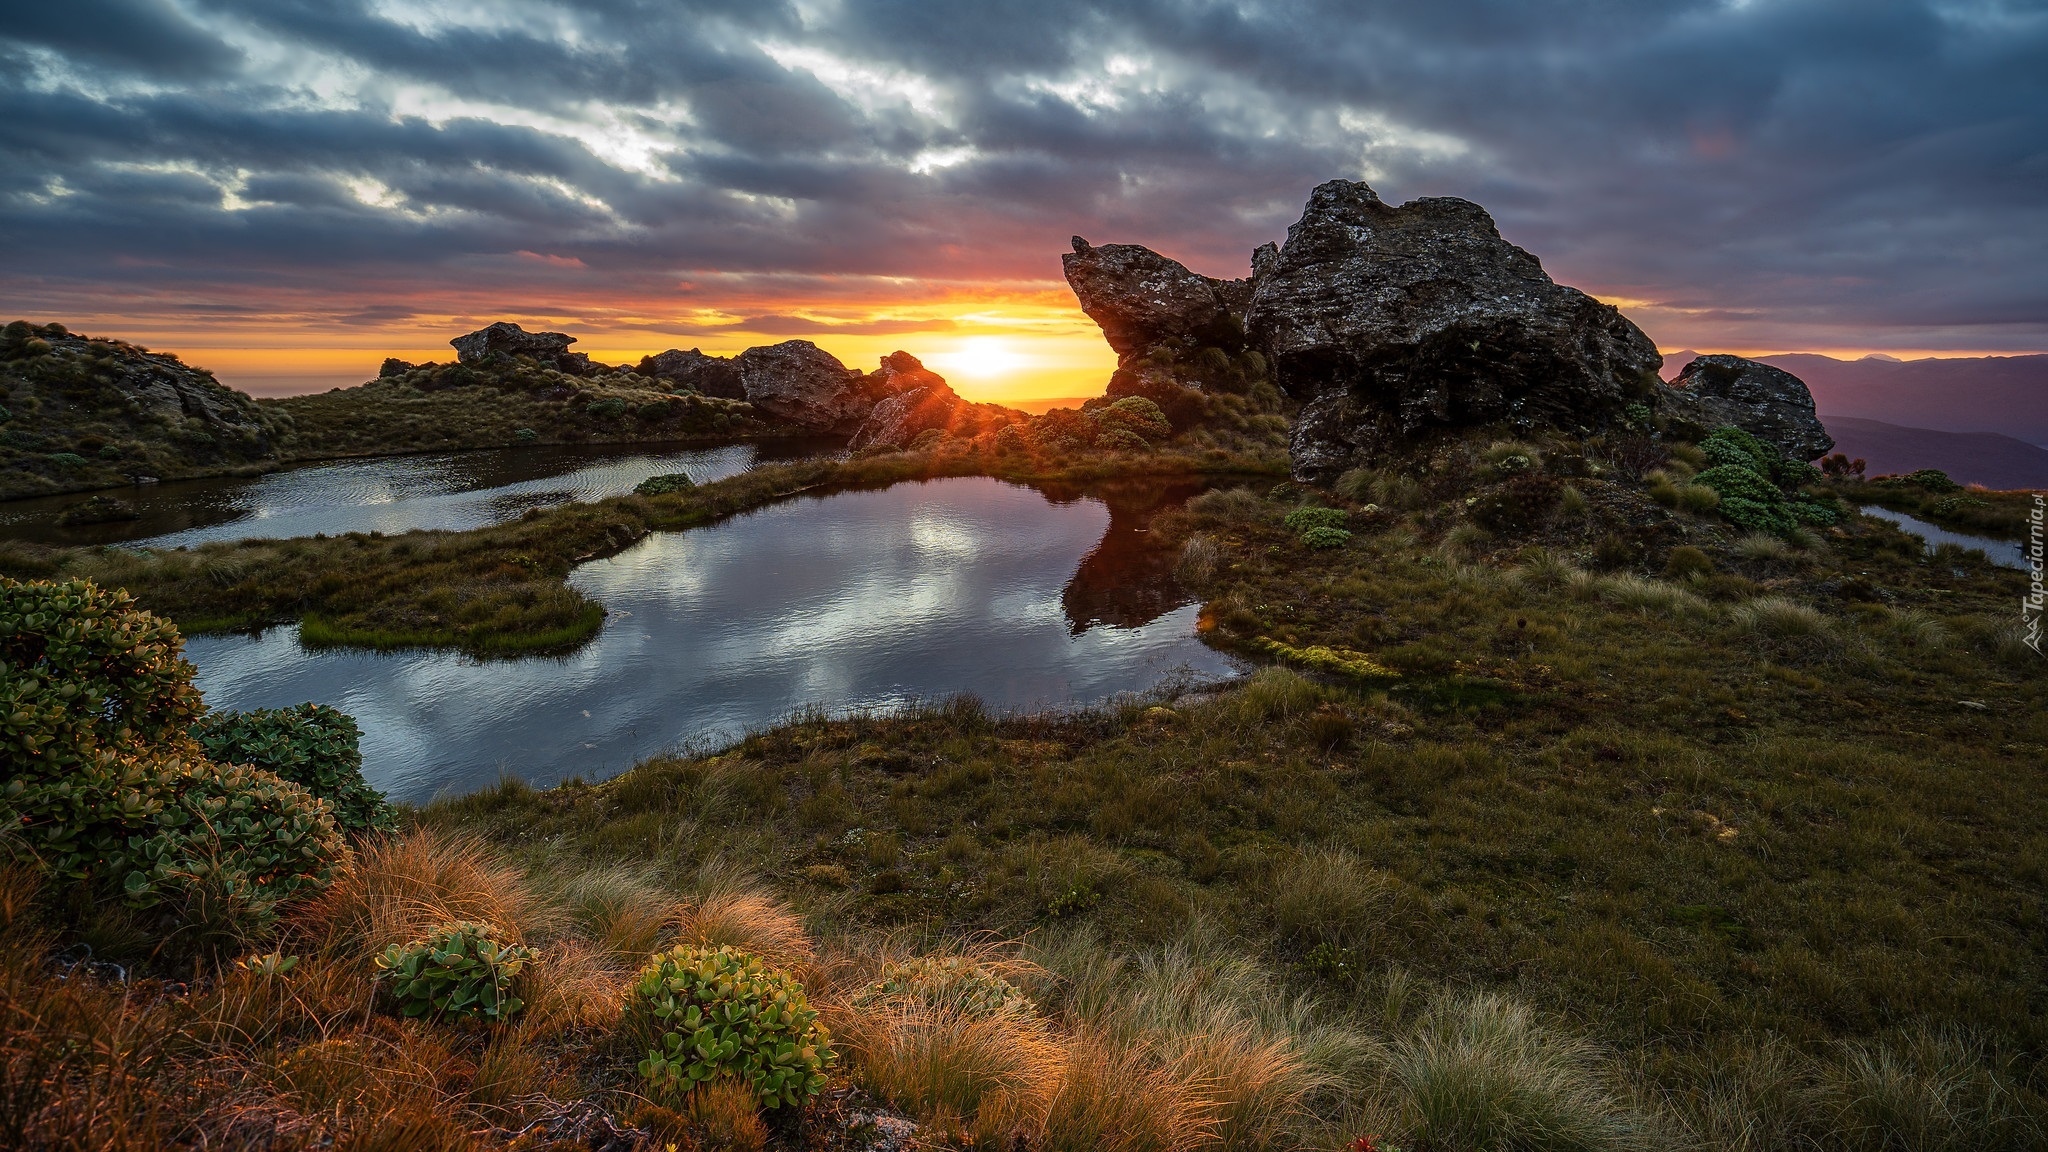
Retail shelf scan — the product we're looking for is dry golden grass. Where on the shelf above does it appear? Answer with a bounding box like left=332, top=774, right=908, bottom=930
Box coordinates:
left=535, top=861, right=673, bottom=960
left=831, top=1001, right=1064, bottom=1144
left=519, top=937, right=627, bottom=1035
left=672, top=890, right=814, bottom=970
left=1041, top=1030, right=1219, bottom=1152
left=301, top=827, right=563, bottom=956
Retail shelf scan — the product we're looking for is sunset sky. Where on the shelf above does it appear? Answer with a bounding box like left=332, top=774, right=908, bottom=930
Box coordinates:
left=3, top=0, right=2044, bottom=403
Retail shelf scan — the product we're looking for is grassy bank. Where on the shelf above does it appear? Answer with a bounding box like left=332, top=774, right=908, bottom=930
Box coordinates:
left=264, top=366, right=777, bottom=462
left=1826, top=475, right=2043, bottom=540
left=0, top=441, right=1285, bottom=655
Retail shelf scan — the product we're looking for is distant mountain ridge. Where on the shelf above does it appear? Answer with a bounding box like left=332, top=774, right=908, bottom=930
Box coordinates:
left=1820, top=416, right=2048, bottom=491
left=1666, top=350, right=2048, bottom=447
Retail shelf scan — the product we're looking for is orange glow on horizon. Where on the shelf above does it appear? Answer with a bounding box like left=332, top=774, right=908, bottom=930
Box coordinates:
left=95, top=287, right=1121, bottom=405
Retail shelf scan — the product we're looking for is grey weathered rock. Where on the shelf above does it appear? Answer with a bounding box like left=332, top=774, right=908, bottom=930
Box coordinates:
left=1244, top=180, right=1663, bottom=478
left=638, top=348, right=745, bottom=399
left=848, top=353, right=960, bottom=450
left=449, top=322, right=585, bottom=371
left=1664, top=355, right=1835, bottom=461
left=735, top=340, right=870, bottom=432
left=1062, top=236, right=1248, bottom=366
left=90, top=343, right=271, bottom=437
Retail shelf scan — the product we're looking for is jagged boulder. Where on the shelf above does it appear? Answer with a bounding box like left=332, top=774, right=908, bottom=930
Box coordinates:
left=1664, top=355, right=1834, bottom=461
left=736, top=341, right=872, bottom=433
left=1245, top=180, right=1663, bottom=478
left=1062, top=237, right=1249, bottom=366
left=449, top=322, right=594, bottom=374
left=849, top=354, right=959, bottom=450
left=637, top=348, right=745, bottom=399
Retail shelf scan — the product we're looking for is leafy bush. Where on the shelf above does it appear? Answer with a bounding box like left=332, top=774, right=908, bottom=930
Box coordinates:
left=512, top=427, right=538, bottom=444
left=586, top=398, right=628, bottom=419
left=857, top=954, right=1033, bottom=1019
left=1695, top=464, right=1800, bottom=536
left=630, top=945, right=834, bottom=1109
left=375, top=920, right=536, bottom=1024
left=1889, top=468, right=1961, bottom=492
left=46, top=452, right=87, bottom=467
left=1, top=577, right=205, bottom=774
left=1284, top=507, right=1349, bottom=534
left=4, top=750, right=343, bottom=922
left=1095, top=426, right=1151, bottom=452
left=1, top=579, right=346, bottom=937
left=1091, top=395, right=1172, bottom=440
left=1299, top=525, right=1353, bottom=550
left=1701, top=427, right=1783, bottom=477
left=192, top=704, right=390, bottom=834
left=635, top=472, right=696, bottom=496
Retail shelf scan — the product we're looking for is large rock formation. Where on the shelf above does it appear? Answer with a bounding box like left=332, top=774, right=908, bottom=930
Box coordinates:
left=450, top=321, right=595, bottom=374
left=1245, top=180, right=1663, bottom=478
left=637, top=348, right=746, bottom=399
left=1062, top=238, right=1249, bottom=365
left=735, top=341, right=876, bottom=433
left=1665, top=355, right=1834, bottom=461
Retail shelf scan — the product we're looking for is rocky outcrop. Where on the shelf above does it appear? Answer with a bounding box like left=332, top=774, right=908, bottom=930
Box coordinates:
left=0, top=321, right=282, bottom=500
left=450, top=322, right=595, bottom=374
left=1062, top=237, right=1249, bottom=366
left=735, top=341, right=873, bottom=433
left=849, top=355, right=959, bottom=451
left=637, top=348, right=746, bottom=399
left=1245, top=180, right=1663, bottom=478
left=1664, top=355, right=1834, bottom=461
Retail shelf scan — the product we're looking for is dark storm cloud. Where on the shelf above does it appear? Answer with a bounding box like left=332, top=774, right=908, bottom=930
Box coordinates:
left=0, top=0, right=2043, bottom=350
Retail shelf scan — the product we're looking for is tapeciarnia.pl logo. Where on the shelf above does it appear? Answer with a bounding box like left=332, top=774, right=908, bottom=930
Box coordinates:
left=2026, top=494, right=2044, bottom=655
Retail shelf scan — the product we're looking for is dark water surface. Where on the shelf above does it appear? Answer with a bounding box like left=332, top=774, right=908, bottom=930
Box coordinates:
left=183, top=477, right=1240, bottom=802
left=1857, top=505, right=2031, bottom=570
left=0, top=439, right=830, bottom=548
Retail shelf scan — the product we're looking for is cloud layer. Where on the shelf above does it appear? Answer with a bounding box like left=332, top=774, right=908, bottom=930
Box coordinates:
left=3, top=0, right=2044, bottom=364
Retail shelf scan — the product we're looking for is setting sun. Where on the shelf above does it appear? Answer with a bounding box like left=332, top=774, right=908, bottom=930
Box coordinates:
left=924, top=336, right=1032, bottom=382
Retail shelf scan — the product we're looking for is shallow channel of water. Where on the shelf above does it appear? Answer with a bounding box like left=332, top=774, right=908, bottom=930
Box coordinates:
left=0, top=438, right=830, bottom=548
left=182, top=477, right=1241, bottom=802
left=1857, top=505, right=2031, bottom=570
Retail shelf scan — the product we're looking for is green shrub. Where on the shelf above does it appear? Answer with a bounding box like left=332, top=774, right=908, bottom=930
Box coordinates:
left=1701, top=427, right=1781, bottom=477
left=1, top=577, right=205, bottom=774
left=1284, top=506, right=1349, bottom=534
left=2, top=750, right=343, bottom=923
left=1091, top=395, right=1172, bottom=440
left=1890, top=468, right=1961, bottom=492
left=46, top=452, right=87, bottom=467
left=512, top=427, right=538, bottom=444
left=1695, top=465, right=1800, bottom=536
left=586, top=398, right=628, bottom=419
left=192, top=704, right=389, bottom=834
left=630, top=945, right=834, bottom=1109
left=1299, top=525, right=1353, bottom=550
left=636, top=472, right=697, bottom=496
left=856, top=954, right=1033, bottom=1019
left=375, top=921, right=536, bottom=1024
left=1095, top=426, right=1151, bottom=452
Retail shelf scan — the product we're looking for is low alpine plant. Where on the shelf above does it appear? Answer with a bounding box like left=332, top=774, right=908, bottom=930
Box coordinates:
left=630, top=944, right=833, bottom=1109
left=374, top=920, right=536, bottom=1024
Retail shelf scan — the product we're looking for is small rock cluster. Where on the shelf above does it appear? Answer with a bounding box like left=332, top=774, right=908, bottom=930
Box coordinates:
left=438, top=321, right=1023, bottom=445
